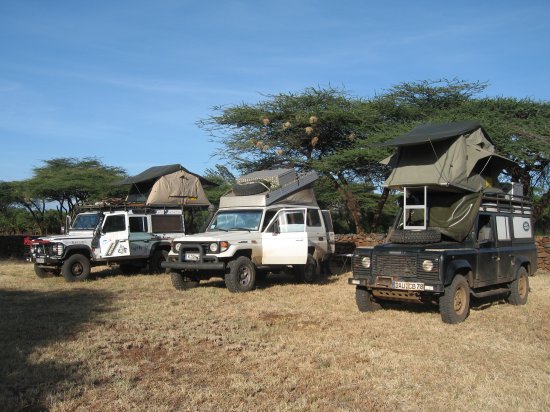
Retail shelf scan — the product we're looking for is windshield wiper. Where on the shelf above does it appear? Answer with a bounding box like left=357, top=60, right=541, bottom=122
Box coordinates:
left=229, top=227, right=251, bottom=232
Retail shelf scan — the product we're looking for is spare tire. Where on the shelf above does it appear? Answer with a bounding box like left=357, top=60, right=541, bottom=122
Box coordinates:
left=390, top=229, right=441, bottom=244
left=233, top=182, right=268, bottom=196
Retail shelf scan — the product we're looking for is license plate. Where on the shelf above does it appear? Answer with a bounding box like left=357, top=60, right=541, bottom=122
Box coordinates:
left=393, top=281, right=425, bottom=291
left=185, top=252, right=200, bottom=262
left=36, top=257, right=45, bottom=264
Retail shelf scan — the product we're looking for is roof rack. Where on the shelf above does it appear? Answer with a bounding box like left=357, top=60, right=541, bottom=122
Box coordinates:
left=480, top=192, right=532, bottom=215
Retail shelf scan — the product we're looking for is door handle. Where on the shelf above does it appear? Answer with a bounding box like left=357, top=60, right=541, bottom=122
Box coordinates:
left=492, top=256, right=501, bottom=261
left=318, top=237, right=324, bottom=241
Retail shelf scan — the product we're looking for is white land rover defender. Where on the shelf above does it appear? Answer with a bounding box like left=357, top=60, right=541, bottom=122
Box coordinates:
left=162, top=169, right=335, bottom=292
left=29, top=207, right=185, bottom=282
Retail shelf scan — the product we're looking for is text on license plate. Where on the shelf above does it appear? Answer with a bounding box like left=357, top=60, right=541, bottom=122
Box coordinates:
left=185, top=252, right=200, bottom=262
left=393, top=281, right=425, bottom=291
left=36, top=257, right=45, bottom=264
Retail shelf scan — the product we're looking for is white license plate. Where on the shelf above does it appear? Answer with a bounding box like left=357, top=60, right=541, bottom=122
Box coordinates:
left=185, top=252, right=200, bottom=262
left=393, top=281, right=425, bottom=291
left=36, top=257, right=45, bottom=264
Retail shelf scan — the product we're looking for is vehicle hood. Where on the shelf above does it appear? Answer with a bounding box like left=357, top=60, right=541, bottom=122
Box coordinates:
left=174, top=230, right=260, bottom=243
left=33, top=230, right=96, bottom=243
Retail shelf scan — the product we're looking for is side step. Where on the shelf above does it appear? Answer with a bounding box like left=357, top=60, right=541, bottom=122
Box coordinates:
left=470, top=287, right=509, bottom=299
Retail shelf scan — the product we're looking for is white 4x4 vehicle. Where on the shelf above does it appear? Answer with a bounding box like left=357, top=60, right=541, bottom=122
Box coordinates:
left=30, top=207, right=184, bottom=281
left=163, top=169, right=334, bottom=292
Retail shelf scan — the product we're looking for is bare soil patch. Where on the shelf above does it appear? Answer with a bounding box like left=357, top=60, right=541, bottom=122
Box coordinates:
left=1, top=261, right=549, bottom=411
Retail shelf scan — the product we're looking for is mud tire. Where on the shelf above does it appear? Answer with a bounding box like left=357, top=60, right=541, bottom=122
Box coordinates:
left=62, top=254, right=92, bottom=282
left=293, top=254, right=318, bottom=284
left=355, top=286, right=382, bottom=312
left=149, top=249, right=169, bottom=274
left=34, top=265, right=57, bottom=278
left=508, top=267, right=529, bottom=305
left=171, top=272, right=200, bottom=290
left=439, top=274, right=470, bottom=324
left=225, top=256, right=256, bottom=292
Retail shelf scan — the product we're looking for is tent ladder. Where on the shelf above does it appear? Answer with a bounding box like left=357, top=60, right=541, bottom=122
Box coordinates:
left=403, top=186, right=427, bottom=230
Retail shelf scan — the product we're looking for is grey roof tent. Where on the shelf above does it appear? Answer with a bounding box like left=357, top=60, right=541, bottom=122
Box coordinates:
left=381, top=120, right=517, bottom=192
left=116, top=164, right=217, bottom=207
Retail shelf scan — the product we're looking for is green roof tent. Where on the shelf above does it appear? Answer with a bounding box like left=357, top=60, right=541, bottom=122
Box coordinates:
left=381, top=121, right=517, bottom=192
left=116, top=164, right=217, bottom=207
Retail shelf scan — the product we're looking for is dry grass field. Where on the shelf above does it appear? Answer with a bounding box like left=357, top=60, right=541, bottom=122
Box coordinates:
left=0, top=261, right=549, bottom=411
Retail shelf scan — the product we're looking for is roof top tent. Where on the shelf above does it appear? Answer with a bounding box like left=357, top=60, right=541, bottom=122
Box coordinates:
left=115, top=164, right=217, bottom=208
left=380, top=121, right=521, bottom=240
left=220, top=169, right=319, bottom=208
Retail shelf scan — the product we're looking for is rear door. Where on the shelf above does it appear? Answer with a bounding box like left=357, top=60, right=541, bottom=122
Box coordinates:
left=261, top=208, right=307, bottom=265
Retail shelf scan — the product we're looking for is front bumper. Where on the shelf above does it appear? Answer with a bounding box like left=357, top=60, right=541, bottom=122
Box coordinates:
left=29, top=255, right=62, bottom=266
left=162, top=261, right=226, bottom=271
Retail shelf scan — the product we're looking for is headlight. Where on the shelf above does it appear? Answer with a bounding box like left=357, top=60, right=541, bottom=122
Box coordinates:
left=361, top=256, right=371, bottom=269
left=209, top=242, right=219, bottom=253
left=173, top=242, right=182, bottom=253
left=51, top=243, right=64, bottom=256
left=422, top=259, right=434, bottom=272
left=220, top=241, right=229, bottom=252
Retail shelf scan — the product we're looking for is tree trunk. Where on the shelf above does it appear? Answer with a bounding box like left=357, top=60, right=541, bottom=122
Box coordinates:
left=370, top=187, right=390, bottom=233
left=329, top=174, right=365, bottom=234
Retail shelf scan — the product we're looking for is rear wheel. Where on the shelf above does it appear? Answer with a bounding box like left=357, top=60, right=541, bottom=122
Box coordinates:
left=439, top=274, right=470, bottom=324
left=293, top=254, right=318, bottom=284
left=149, top=249, right=168, bottom=274
left=508, top=267, right=529, bottom=305
left=225, top=256, right=256, bottom=292
left=62, top=254, right=92, bottom=282
left=355, top=286, right=382, bottom=312
left=171, top=272, right=200, bottom=290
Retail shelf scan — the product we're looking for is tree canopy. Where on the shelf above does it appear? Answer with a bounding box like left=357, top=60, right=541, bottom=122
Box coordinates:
left=201, top=79, right=549, bottom=233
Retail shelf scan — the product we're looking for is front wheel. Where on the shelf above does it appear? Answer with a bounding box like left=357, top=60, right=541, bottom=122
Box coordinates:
left=61, top=254, right=92, bottom=282
left=508, top=267, right=529, bottom=305
left=355, top=286, right=382, bottom=312
left=34, top=265, right=57, bottom=278
left=171, top=272, right=200, bottom=290
left=225, top=256, right=256, bottom=292
left=149, top=249, right=168, bottom=274
left=439, top=274, right=470, bottom=324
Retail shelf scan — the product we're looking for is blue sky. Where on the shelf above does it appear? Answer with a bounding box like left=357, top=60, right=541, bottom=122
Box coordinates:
left=1, top=0, right=549, bottom=181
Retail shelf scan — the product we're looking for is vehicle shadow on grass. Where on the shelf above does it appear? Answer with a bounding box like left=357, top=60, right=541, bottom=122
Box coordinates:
left=378, top=295, right=510, bottom=316
left=195, top=270, right=341, bottom=291
left=0, top=288, right=114, bottom=410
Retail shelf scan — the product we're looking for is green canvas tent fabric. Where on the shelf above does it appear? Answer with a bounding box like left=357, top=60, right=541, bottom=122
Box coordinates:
left=115, top=164, right=216, bottom=207
left=382, top=121, right=517, bottom=192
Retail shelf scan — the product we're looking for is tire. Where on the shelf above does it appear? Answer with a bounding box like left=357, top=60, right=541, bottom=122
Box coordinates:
left=232, top=182, right=268, bottom=196
left=225, top=256, right=256, bottom=292
left=61, top=254, right=92, bottom=282
left=508, top=267, right=529, bottom=305
left=293, top=254, right=318, bottom=284
left=171, top=272, right=200, bottom=290
left=355, top=286, right=382, bottom=312
left=149, top=249, right=168, bottom=274
left=34, top=265, right=56, bottom=278
left=439, top=274, right=470, bottom=324
left=390, top=229, right=441, bottom=244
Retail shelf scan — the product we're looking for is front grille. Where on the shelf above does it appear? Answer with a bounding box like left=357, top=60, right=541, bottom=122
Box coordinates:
left=352, top=255, right=370, bottom=277
left=372, top=254, right=440, bottom=281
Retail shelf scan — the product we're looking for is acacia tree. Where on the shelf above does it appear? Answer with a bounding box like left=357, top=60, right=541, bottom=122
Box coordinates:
left=202, top=80, right=549, bottom=234
left=5, top=158, right=127, bottom=234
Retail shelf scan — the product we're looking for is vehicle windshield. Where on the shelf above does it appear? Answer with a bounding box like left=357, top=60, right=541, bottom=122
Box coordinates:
left=71, top=213, right=101, bottom=230
left=207, top=210, right=263, bottom=232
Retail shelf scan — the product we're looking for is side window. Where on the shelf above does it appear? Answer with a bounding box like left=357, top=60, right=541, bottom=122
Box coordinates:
left=307, top=209, right=322, bottom=227
left=262, top=210, right=277, bottom=231
left=129, top=216, right=148, bottom=233
left=282, top=211, right=305, bottom=232
left=476, top=214, right=493, bottom=244
left=103, top=215, right=126, bottom=233
left=496, top=215, right=511, bottom=241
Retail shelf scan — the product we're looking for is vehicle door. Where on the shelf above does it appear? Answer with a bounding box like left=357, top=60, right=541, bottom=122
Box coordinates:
left=474, top=213, right=498, bottom=285
left=306, top=209, right=328, bottom=257
left=495, top=214, right=513, bottom=281
left=127, top=215, right=154, bottom=258
left=261, top=208, right=307, bottom=265
left=99, top=213, right=131, bottom=258
left=322, top=210, right=336, bottom=254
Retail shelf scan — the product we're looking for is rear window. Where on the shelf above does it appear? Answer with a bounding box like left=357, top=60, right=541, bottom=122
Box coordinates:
left=151, top=215, right=184, bottom=233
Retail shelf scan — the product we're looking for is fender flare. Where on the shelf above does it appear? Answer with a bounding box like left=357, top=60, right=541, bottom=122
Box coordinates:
left=63, top=245, right=92, bottom=260
left=444, top=259, right=472, bottom=286
left=513, top=256, right=532, bottom=276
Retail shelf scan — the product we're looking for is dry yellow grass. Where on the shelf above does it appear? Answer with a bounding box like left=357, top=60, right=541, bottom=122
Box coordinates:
left=1, top=261, right=549, bottom=411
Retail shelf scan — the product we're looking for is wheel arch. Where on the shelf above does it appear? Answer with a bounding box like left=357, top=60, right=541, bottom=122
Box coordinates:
left=63, top=245, right=92, bottom=260
left=444, top=259, right=472, bottom=287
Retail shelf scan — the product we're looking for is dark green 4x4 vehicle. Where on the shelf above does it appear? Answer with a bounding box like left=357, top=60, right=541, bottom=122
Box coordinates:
left=349, top=121, right=538, bottom=323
